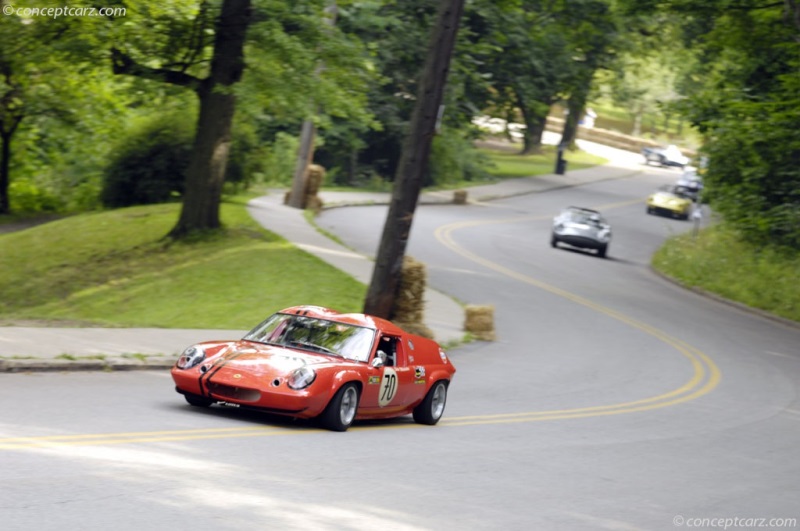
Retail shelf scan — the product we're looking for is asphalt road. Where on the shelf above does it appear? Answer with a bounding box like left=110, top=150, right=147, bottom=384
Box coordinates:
left=2, top=166, right=799, bottom=531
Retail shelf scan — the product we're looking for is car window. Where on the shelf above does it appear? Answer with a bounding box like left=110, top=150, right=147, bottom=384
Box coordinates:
left=244, top=313, right=376, bottom=362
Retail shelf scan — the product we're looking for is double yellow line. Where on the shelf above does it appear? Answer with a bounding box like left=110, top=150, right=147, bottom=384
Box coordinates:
left=434, top=199, right=721, bottom=425
left=1, top=199, right=721, bottom=449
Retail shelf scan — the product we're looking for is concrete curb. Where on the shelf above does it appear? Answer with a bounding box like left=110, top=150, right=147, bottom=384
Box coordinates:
left=0, top=356, right=176, bottom=373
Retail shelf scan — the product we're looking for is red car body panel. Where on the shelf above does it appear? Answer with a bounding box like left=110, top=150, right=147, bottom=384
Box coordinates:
left=171, top=306, right=456, bottom=425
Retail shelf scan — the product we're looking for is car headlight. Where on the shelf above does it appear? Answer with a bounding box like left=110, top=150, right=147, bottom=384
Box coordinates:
left=177, top=346, right=205, bottom=369
left=598, top=229, right=611, bottom=241
left=287, top=366, right=316, bottom=390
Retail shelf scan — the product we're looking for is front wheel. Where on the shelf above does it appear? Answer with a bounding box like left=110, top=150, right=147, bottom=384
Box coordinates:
left=413, top=381, right=448, bottom=425
left=597, top=244, right=608, bottom=258
left=319, top=383, right=360, bottom=432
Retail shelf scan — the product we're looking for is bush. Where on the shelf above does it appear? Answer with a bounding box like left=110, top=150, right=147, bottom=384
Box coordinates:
left=8, top=178, right=61, bottom=213
left=427, top=127, right=491, bottom=186
left=260, top=132, right=299, bottom=186
left=101, top=114, right=193, bottom=208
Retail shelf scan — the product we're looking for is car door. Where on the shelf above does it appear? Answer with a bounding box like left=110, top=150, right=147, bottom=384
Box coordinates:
left=358, top=335, right=415, bottom=415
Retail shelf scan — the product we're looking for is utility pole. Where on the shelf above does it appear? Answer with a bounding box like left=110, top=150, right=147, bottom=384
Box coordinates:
left=363, top=0, right=465, bottom=319
left=287, top=1, right=337, bottom=209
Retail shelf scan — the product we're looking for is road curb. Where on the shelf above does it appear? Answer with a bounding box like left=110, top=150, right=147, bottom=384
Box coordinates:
left=649, top=266, right=800, bottom=331
left=0, top=356, right=176, bottom=373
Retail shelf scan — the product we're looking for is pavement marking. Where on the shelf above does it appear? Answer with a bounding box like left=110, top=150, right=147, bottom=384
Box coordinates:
left=0, top=197, right=723, bottom=451
left=432, top=206, right=722, bottom=420
left=764, top=351, right=798, bottom=360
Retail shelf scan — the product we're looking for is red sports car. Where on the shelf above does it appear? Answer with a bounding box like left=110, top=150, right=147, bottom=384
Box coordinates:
left=171, top=306, right=456, bottom=431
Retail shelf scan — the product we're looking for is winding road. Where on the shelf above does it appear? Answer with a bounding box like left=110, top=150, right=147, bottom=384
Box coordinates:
left=2, top=164, right=799, bottom=531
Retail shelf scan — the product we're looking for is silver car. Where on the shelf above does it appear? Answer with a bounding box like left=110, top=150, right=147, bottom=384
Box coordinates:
left=551, top=206, right=612, bottom=258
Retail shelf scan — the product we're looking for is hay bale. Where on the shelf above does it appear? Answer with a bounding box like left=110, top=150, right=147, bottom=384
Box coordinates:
left=464, top=304, right=496, bottom=341
left=394, top=256, right=426, bottom=324
left=305, top=194, right=324, bottom=213
left=453, top=190, right=468, bottom=204
left=306, top=164, right=325, bottom=196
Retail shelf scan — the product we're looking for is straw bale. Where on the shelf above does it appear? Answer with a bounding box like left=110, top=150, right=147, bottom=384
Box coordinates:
left=453, top=190, right=468, bottom=204
left=464, top=304, right=496, bottom=341
left=394, top=256, right=426, bottom=324
left=305, top=194, right=324, bottom=213
left=306, top=164, right=325, bottom=196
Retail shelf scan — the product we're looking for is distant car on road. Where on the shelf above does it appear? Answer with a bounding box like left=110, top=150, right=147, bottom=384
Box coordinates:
left=171, top=306, right=456, bottom=432
left=551, top=206, right=612, bottom=258
left=646, top=185, right=694, bottom=220
left=642, top=144, right=690, bottom=168
left=676, top=168, right=704, bottom=202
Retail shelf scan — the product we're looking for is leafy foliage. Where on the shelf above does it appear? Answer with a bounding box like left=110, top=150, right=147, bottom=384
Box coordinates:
left=101, top=114, right=194, bottom=208
left=672, top=1, right=800, bottom=249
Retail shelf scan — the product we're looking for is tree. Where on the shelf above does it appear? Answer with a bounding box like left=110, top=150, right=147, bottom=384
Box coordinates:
left=363, top=0, right=465, bottom=319
left=112, top=0, right=252, bottom=238
left=621, top=0, right=800, bottom=248
left=0, top=13, right=77, bottom=214
left=556, top=0, right=619, bottom=149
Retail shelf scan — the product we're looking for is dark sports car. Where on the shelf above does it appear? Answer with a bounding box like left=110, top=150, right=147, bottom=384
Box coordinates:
left=171, top=306, right=456, bottom=431
left=642, top=145, right=690, bottom=168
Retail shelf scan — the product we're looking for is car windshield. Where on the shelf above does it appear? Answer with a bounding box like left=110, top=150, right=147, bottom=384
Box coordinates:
left=564, top=209, right=605, bottom=226
left=660, top=185, right=692, bottom=199
left=243, top=313, right=376, bottom=362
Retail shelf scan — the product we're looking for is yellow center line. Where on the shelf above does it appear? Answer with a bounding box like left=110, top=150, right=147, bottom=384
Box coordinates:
left=1, top=198, right=721, bottom=449
left=432, top=203, right=721, bottom=421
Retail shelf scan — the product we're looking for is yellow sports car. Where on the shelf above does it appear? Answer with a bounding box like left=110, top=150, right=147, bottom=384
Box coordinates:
left=646, top=185, right=694, bottom=220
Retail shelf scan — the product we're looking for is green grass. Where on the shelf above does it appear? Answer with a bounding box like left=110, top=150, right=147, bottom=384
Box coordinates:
left=480, top=145, right=607, bottom=180
left=0, top=196, right=366, bottom=328
left=652, top=225, right=799, bottom=322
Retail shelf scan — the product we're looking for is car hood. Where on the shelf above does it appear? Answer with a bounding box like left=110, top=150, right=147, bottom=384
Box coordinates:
left=651, top=192, right=689, bottom=203
left=203, top=340, right=352, bottom=375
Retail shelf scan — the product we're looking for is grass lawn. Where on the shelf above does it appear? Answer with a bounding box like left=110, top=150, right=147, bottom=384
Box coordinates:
left=0, top=195, right=366, bottom=329
left=652, top=225, right=799, bottom=323
left=480, top=145, right=607, bottom=179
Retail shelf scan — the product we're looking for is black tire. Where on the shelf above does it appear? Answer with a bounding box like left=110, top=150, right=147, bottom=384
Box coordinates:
left=597, top=244, right=607, bottom=258
left=550, top=236, right=558, bottom=248
left=319, top=383, right=360, bottom=432
left=646, top=206, right=654, bottom=215
left=413, top=381, right=448, bottom=425
left=185, top=394, right=213, bottom=408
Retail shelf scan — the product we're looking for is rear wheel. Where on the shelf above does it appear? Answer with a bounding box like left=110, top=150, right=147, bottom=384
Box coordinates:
left=319, top=383, right=360, bottom=432
left=413, top=381, right=448, bottom=425
left=184, top=394, right=213, bottom=408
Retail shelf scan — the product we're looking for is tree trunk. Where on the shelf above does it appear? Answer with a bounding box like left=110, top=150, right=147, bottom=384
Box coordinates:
left=516, top=91, right=547, bottom=155
left=287, top=119, right=316, bottom=209
left=169, top=0, right=251, bottom=238
left=0, top=131, right=11, bottom=214
left=560, top=92, right=585, bottom=149
left=363, top=0, right=465, bottom=319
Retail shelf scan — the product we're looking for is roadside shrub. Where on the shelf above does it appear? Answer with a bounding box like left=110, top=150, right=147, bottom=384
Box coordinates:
left=8, top=178, right=61, bottom=213
left=101, top=114, right=193, bottom=208
left=260, top=132, right=300, bottom=186
left=427, top=127, right=491, bottom=187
